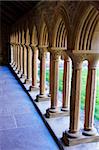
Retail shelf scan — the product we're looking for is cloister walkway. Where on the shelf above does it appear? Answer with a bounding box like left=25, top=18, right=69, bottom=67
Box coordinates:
left=0, top=66, right=59, bottom=150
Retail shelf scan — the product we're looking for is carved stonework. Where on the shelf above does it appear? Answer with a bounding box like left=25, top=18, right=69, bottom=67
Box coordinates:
left=51, top=50, right=62, bottom=61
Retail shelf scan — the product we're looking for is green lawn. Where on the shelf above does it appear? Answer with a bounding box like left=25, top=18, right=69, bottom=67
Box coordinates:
left=45, top=67, right=99, bottom=120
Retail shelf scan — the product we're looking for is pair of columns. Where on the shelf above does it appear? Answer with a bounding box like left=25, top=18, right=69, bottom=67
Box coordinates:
left=63, top=54, right=99, bottom=140
left=46, top=50, right=71, bottom=117
left=36, top=47, right=50, bottom=101
left=22, top=44, right=39, bottom=88
left=12, top=44, right=18, bottom=70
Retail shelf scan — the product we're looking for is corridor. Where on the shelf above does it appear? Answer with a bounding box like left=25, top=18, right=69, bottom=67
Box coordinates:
left=0, top=66, right=59, bottom=150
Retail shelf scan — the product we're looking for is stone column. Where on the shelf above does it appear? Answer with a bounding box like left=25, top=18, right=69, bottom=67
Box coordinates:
left=25, top=46, right=32, bottom=84
left=63, top=59, right=82, bottom=138
left=12, top=45, right=15, bottom=67
left=18, top=45, right=20, bottom=71
left=20, top=45, right=23, bottom=75
left=61, top=54, right=71, bottom=111
left=13, top=44, right=17, bottom=70
left=19, top=45, right=22, bottom=75
left=15, top=44, right=19, bottom=72
left=36, top=47, right=49, bottom=101
left=23, top=45, right=27, bottom=79
left=10, top=45, right=13, bottom=65
left=17, top=44, right=23, bottom=77
left=48, top=53, right=53, bottom=97
left=17, top=44, right=20, bottom=73
left=83, top=58, right=98, bottom=136
left=21, top=45, right=25, bottom=78
left=47, top=52, right=60, bottom=113
left=12, top=45, right=14, bottom=65
left=30, top=46, right=38, bottom=91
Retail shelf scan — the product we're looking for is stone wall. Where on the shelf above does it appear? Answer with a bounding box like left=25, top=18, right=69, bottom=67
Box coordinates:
left=0, top=23, right=9, bottom=65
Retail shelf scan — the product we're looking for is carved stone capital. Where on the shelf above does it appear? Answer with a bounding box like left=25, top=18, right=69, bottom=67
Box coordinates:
left=61, top=50, right=70, bottom=61
left=88, top=57, right=99, bottom=69
left=38, top=47, right=47, bottom=60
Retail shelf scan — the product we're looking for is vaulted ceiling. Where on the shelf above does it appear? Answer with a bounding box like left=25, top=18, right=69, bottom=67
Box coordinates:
left=0, top=1, right=39, bottom=25
left=0, top=1, right=99, bottom=26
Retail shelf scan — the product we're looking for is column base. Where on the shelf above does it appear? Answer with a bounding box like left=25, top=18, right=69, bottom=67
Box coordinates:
left=45, top=107, right=69, bottom=118
left=18, top=71, right=23, bottom=78
left=24, top=79, right=31, bottom=84
left=21, top=74, right=26, bottom=79
left=61, top=107, right=69, bottom=111
left=13, top=65, right=17, bottom=70
left=37, top=80, right=40, bottom=83
left=11, top=62, right=15, bottom=66
left=11, top=63, right=14, bottom=67
left=82, top=128, right=97, bottom=136
left=29, top=85, right=39, bottom=91
left=15, top=69, right=19, bottom=74
left=10, top=62, right=13, bottom=66
left=17, top=71, right=23, bottom=78
left=48, top=93, right=51, bottom=97
left=62, top=130, right=99, bottom=146
left=35, top=94, right=50, bottom=102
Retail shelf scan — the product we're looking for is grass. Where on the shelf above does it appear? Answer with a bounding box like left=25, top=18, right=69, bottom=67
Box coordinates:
left=45, top=67, right=99, bottom=120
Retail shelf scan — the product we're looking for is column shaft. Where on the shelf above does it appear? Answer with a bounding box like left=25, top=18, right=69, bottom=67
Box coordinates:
left=84, top=61, right=97, bottom=134
left=69, top=62, right=82, bottom=134
left=50, top=54, right=59, bottom=111
left=24, top=46, right=27, bottom=77
left=15, top=45, right=17, bottom=67
left=32, top=47, right=38, bottom=87
left=18, top=45, right=20, bottom=70
left=27, top=47, right=32, bottom=80
left=62, top=57, right=70, bottom=111
left=40, top=51, right=46, bottom=95
left=16, top=45, right=18, bottom=68
left=49, top=54, right=53, bottom=96
left=22, top=46, right=25, bottom=75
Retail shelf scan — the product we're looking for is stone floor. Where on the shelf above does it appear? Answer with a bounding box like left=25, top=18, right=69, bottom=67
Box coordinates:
left=6, top=65, right=99, bottom=150
left=0, top=66, right=59, bottom=150
left=19, top=69, right=99, bottom=150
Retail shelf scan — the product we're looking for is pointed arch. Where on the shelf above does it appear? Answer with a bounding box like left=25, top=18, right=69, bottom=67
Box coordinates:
left=51, top=5, right=69, bottom=48
left=26, top=27, right=30, bottom=45
left=22, top=29, right=25, bottom=45
left=75, top=5, right=99, bottom=50
left=31, top=25, right=38, bottom=46
left=52, top=17, right=67, bottom=48
left=91, top=21, right=99, bottom=50
left=39, top=21, right=49, bottom=47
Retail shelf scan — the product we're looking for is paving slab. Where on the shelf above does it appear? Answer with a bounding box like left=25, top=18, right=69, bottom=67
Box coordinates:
left=0, top=66, right=59, bottom=150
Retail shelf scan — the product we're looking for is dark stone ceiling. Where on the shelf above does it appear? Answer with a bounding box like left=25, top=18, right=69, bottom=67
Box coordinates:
left=0, top=1, right=99, bottom=26
left=0, top=1, right=39, bottom=25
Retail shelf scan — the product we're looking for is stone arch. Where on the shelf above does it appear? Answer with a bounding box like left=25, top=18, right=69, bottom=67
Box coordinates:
left=39, top=21, right=49, bottom=47
left=25, top=27, right=30, bottom=45
left=22, top=29, right=25, bottom=45
left=18, top=29, right=21, bottom=44
left=52, top=17, right=67, bottom=48
left=51, top=5, right=70, bottom=48
left=15, top=31, right=18, bottom=44
left=31, top=25, right=38, bottom=46
left=74, top=5, right=99, bottom=50
left=90, top=20, right=99, bottom=50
